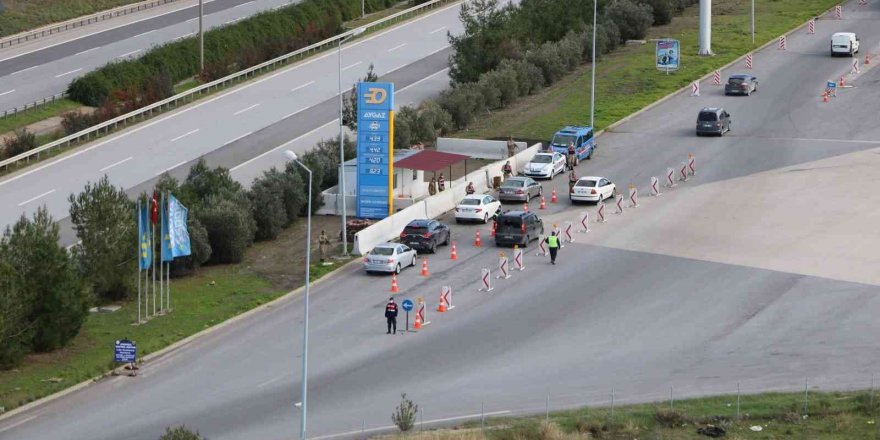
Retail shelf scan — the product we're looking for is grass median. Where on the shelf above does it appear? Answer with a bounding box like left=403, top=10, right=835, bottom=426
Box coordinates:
left=383, top=389, right=880, bottom=439
left=0, top=215, right=351, bottom=413
left=461, top=0, right=839, bottom=141
left=0, top=0, right=150, bottom=38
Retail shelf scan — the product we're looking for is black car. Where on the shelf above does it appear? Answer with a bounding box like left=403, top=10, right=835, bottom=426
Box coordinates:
left=724, top=74, right=758, bottom=96
left=399, top=219, right=450, bottom=253
left=494, top=211, right=544, bottom=247
left=696, top=107, right=731, bottom=136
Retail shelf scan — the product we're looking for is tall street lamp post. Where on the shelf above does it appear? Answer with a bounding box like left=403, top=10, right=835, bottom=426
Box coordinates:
left=285, top=150, right=312, bottom=440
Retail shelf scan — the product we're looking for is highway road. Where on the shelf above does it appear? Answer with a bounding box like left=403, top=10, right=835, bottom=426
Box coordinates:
left=0, top=0, right=293, bottom=111
left=0, top=0, right=463, bottom=243
left=2, top=1, right=879, bottom=439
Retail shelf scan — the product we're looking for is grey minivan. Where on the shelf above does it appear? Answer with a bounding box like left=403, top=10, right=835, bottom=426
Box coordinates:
left=696, top=107, right=731, bottom=136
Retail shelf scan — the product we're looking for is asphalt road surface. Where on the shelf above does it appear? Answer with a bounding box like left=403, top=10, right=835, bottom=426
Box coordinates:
left=0, top=0, right=464, bottom=243
left=2, top=1, right=880, bottom=439
left=0, top=0, right=293, bottom=111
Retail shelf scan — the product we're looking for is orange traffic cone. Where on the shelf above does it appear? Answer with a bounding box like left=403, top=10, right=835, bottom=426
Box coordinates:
left=822, top=91, right=829, bottom=103
left=414, top=312, right=422, bottom=329
left=437, top=292, right=448, bottom=313
left=540, top=196, right=546, bottom=209
left=551, top=187, right=558, bottom=203
left=523, top=203, right=529, bottom=212
left=474, top=230, right=482, bottom=247
left=390, top=273, right=399, bottom=293
left=839, top=75, right=845, bottom=87
left=490, top=221, right=497, bottom=237
left=420, top=258, right=429, bottom=277
left=450, top=241, right=458, bottom=260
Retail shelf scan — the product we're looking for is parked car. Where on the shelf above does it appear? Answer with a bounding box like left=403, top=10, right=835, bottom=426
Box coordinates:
left=399, top=219, right=450, bottom=253
left=523, top=152, right=566, bottom=179
left=498, top=177, right=542, bottom=202
left=494, top=211, right=544, bottom=247
left=455, top=194, right=501, bottom=224
left=724, top=74, right=758, bottom=96
left=830, top=32, right=859, bottom=57
left=363, top=243, right=417, bottom=274
left=549, top=125, right=596, bottom=165
left=570, top=176, right=617, bottom=204
left=696, top=107, right=731, bottom=136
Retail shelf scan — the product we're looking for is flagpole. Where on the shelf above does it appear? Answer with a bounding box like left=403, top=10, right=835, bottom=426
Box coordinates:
left=166, top=192, right=171, bottom=312
left=137, top=200, right=142, bottom=324
left=159, top=193, right=164, bottom=315
left=152, top=221, right=156, bottom=317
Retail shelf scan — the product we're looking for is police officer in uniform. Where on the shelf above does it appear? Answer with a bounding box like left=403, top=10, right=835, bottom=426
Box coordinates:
left=567, top=142, right=577, bottom=171
left=318, top=230, right=330, bottom=262
left=465, top=182, right=475, bottom=195
left=502, top=161, right=513, bottom=180
left=429, top=177, right=437, bottom=196
left=544, top=232, right=561, bottom=265
left=438, top=173, right=446, bottom=192
left=385, top=297, right=398, bottom=334
left=568, top=170, right=578, bottom=194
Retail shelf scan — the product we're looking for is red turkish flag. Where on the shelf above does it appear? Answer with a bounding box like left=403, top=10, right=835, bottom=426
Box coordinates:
left=150, top=192, right=159, bottom=225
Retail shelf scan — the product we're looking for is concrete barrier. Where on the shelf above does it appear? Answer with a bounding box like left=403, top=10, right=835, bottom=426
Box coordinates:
left=353, top=144, right=540, bottom=254
left=437, top=138, right=528, bottom=160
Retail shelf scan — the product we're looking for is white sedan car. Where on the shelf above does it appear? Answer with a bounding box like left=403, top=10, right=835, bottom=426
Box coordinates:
left=455, top=194, right=501, bottom=223
left=570, top=176, right=617, bottom=204
left=363, top=243, right=417, bottom=274
left=523, top=152, right=566, bottom=179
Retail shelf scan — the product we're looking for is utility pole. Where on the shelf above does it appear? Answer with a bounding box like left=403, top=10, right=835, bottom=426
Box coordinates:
left=751, top=0, right=755, bottom=44
left=590, top=0, right=597, bottom=128
left=199, top=0, right=204, bottom=72
left=698, top=0, right=712, bottom=55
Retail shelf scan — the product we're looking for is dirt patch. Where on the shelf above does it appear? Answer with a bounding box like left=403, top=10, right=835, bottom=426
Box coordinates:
left=246, top=215, right=345, bottom=291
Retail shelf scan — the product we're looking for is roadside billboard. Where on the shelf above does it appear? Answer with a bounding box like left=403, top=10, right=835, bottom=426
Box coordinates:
left=656, top=39, right=680, bottom=72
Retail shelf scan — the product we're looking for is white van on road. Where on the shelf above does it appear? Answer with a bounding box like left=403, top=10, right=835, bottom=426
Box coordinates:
left=831, top=32, right=860, bottom=57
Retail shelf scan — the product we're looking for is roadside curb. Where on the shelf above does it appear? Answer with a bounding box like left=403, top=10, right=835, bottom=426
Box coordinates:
left=594, top=1, right=842, bottom=138
left=0, top=257, right=360, bottom=423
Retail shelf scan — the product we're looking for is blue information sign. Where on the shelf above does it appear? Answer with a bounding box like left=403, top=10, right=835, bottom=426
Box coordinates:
left=401, top=299, right=414, bottom=312
left=356, top=82, right=394, bottom=219
left=114, top=339, right=137, bottom=363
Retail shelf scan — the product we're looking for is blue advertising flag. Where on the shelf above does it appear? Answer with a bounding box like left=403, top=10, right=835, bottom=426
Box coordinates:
left=160, top=194, right=173, bottom=262
left=138, top=204, right=152, bottom=270
left=168, top=195, right=192, bottom=258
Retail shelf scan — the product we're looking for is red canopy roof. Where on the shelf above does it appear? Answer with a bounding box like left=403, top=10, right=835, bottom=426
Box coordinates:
left=393, top=150, right=470, bottom=172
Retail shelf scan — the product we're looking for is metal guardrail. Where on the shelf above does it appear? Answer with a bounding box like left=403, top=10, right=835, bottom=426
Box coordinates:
left=2, top=93, right=68, bottom=120
left=0, top=0, right=182, bottom=49
left=0, top=0, right=457, bottom=171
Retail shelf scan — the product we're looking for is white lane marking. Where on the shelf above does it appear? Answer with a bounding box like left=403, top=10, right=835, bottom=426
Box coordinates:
left=55, top=68, right=82, bottom=78
left=75, top=47, right=101, bottom=55
left=134, top=30, right=156, bottom=38
left=17, top=189, right=56, bottom=207
left=0, top=415, right=38, bottom=434
left=0, top=1, right=464, bottom=188
left=290, top=80, right=315, bottom=93
left=233, top=1, right=255, bottom=8
left=760, top=136, right=880, bottom=144
left=397, top=67, right=450, bottom=93
left=99, top=156, right=133, bottom=172
left=385, top=44, right=450, bottom=76
left=387, top=43, right=407, bottom=52
left=310, top=411, right=511, bottom=440
left=342, top=61, right=363, bottom=71
left=233, top=103, right=260, bottom=115
left=117, top=49, right=143, bottom=59
left=222, top=131, right=253, bottom=146
left=256, top=374, right=284, bottom=388
left=10, top=66, right=37, bottom=76
left=282, top=107, right=309, bottom=120
left=170, top=128, right=200, bottom=142
left=155, top=161, right=187, bottom=176
left=429, top=26, right=447, bottom=34
left=230, top=120, right=336, bottom=171
left=0, top=89, right=15, bottom=97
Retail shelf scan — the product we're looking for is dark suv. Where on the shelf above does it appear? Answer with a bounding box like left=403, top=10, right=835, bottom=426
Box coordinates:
left=696, top=107, right=731, bottom=136
left=494, top=211, right=544, bottom=247
left=399, top=219, right=450, bottom=253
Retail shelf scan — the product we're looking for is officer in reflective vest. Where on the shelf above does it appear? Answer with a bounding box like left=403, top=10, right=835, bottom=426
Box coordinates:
left=544, top=232, right=560, bottom=265
left=385, top=297, right=398, bottom=334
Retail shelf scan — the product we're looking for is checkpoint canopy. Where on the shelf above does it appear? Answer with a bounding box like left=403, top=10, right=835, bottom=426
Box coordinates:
left=393, top=150, right=472, bottom=178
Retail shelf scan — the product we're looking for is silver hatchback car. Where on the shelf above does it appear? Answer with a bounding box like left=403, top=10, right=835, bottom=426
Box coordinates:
left=363, top=243, right=417, bottom=274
